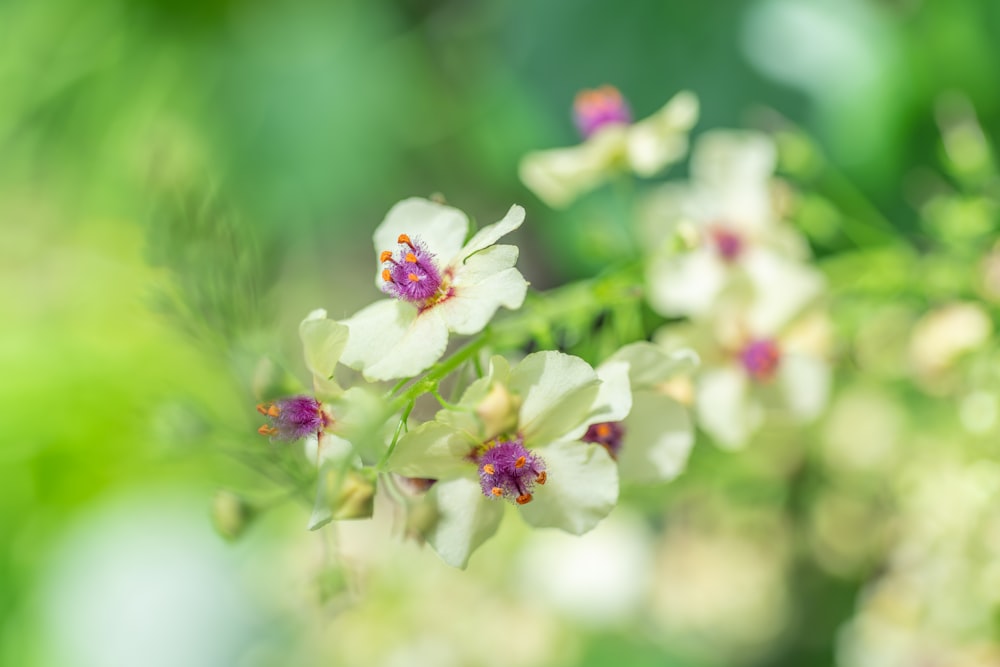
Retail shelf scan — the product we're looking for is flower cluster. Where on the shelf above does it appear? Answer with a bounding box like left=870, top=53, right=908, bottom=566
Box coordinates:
left=246, top=193, right=698, bottom=566
left=239, top=88, right=833, bottom=567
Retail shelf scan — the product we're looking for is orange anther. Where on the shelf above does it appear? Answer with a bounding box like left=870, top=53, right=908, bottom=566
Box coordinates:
left=256, top=403, right=269, bottom=415
left=380, top=250, right=393, bottom=263
left=482, top=464, right=495, bottom=475
left=407, top=273, right=420, bottom=282
left=397, top=233, right=413, bottom=248
left=267, top=405, right=281, bottom=417
left=536, top=471, right=547, bottom=485
left=258, top=425, right=277, bottom=436
left=514, top=456, right=526, bottom=469
left=382, top=268, right=392, bottom=282
left=516, top=493, right=533, bottom=505
left=596, top=424, right=611, bottom=438
left=491, top=487, right=503, bottom=497
left=405, top=252, right=418, bottom=264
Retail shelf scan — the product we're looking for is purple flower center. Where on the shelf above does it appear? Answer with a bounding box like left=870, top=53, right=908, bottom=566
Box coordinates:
left=740, top=339, right=781, bottom=382
left=379, top=234, right=449, bottom=308
left=476, top=437, right=546, bottom=505
left=710, top=227, right=744, bottom=263
left=257, top=395, right=329, bottom=441
left=573, top=85, right=632, bottom=139
left=582, top=421, right=626, bottom=459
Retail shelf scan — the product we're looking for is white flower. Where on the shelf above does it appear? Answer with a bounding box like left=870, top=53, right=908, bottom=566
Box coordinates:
left=341, top=198, right=528, bottom=381
left=258, top=309, right=386, bottom=529
left=588, top=342, right=699, bottom=483
left=519, top=88, right=699, bottom=209
left=388, top=351, right=630, bottom=568
left=642, top=130, right=822, bottom=328
left=659, top=305, right=832, bottom=450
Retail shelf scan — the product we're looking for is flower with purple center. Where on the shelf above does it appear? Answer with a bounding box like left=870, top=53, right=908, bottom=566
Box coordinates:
left=520, top=89, right=699, bottom=209
left=340, top=198, right=528, bottom=381
left=386, top=351, right=632, bottom=568
left=257, top=395, right=328, bottom=441
left=740, top=339, right=781, bottom=382
left=574, top=85, right=632, bottom=138
left=476, top=437, right=547, bottom=505
left=642, top=130, right=824, bottom=331
left=667, top=307, right=832, bottom=450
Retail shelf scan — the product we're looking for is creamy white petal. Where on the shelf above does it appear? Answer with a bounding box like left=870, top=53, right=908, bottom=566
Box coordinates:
left=425, top=477, right=505, bottom=568
left=509, top=351, right=601, bottom=445
left=299, top=309, right=348, bottom=397
left=646, top=245, right=728, bottom=319
left=741, top=248, right=825, bottom=335
left=696, top=365, right=760, bottom=450
left=518, top=440, right=619, bottom=534
left=689, top=130, right=778, bottom=234
left=636, top=183, right=692, bottom=248
left=518, top=127, right=627, bottom=209
left=373, top=197, right=469, bottom=263
left=329, top=387, right=391, bottom=465
left=456, top=205, right=525, bottom=260
left=605, top=341, right=700, bottom=390
left=435, top=245, right=528, bottom=335
left=387, top=421, right=478, bottom=480
left=618, top=391, right=693, bottom=483
left=592, top=360, right=633, bottom=425
left=778, top=353, right=831, bottom=421
left=340, top=299, right=449, bottom=381
left=690, top=130, right=776, bottom=196
left=625, top=90, right=699, bottom=176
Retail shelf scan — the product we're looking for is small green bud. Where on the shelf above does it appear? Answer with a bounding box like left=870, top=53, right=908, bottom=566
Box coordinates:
left=211, top=490, right=255, bottom=541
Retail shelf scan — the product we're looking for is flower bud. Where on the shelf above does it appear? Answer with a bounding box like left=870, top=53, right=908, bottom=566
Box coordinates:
left=476, top=382, right=522, bottom=439
left=211, top=490, right=255, bottom=541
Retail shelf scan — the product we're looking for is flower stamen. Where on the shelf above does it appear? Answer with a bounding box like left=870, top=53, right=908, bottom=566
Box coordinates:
left=256, top=395, right=328, bottom=441
left=583, top=421, right=626, bottom=459
left=379, top=233, right=447, bottom=307
left=476, top=437, right=547, bottom=504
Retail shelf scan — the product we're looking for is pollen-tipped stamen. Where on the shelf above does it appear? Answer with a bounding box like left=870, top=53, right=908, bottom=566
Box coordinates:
left=476, top=437, right=546, bottom=504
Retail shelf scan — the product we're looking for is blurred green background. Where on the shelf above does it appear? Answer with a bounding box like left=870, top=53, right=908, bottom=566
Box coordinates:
left=4, top=0, right=1000, bottom=665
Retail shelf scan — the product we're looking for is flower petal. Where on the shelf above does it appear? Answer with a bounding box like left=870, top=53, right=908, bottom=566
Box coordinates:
left=696, top=365, right=760, bottom=450
left=593, top=360, right=632, bottom=425
left=436, top=245, right=528, bottom=335
left=618, top=391, right=693, bottom=483
left=373, top=197, right=469, bottom=263
left=456, top=205, right=525, bottom=260
left=625, top=90, right=699, bottom=177
left=646, top=245, right=728, bottom=319
left=518, top=127, right=627, bottom=209
left=425, top=477, right=505, bottom=568
left=778, top=353, right=831, bottom=421
left=690, top=130, right=776, bottom=195
left=741, top=248, right=825, bottom=335
left=518, top=440, right=619, bottom=534
left=387, top=421, right=477, bottom=480
left=299, top=309, right=348, bottom=398
left=509, top=351, right=601, bottom=445
left=605, top=341, right=700, bottom=390
left=340, top=299, right=449, bottom=381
